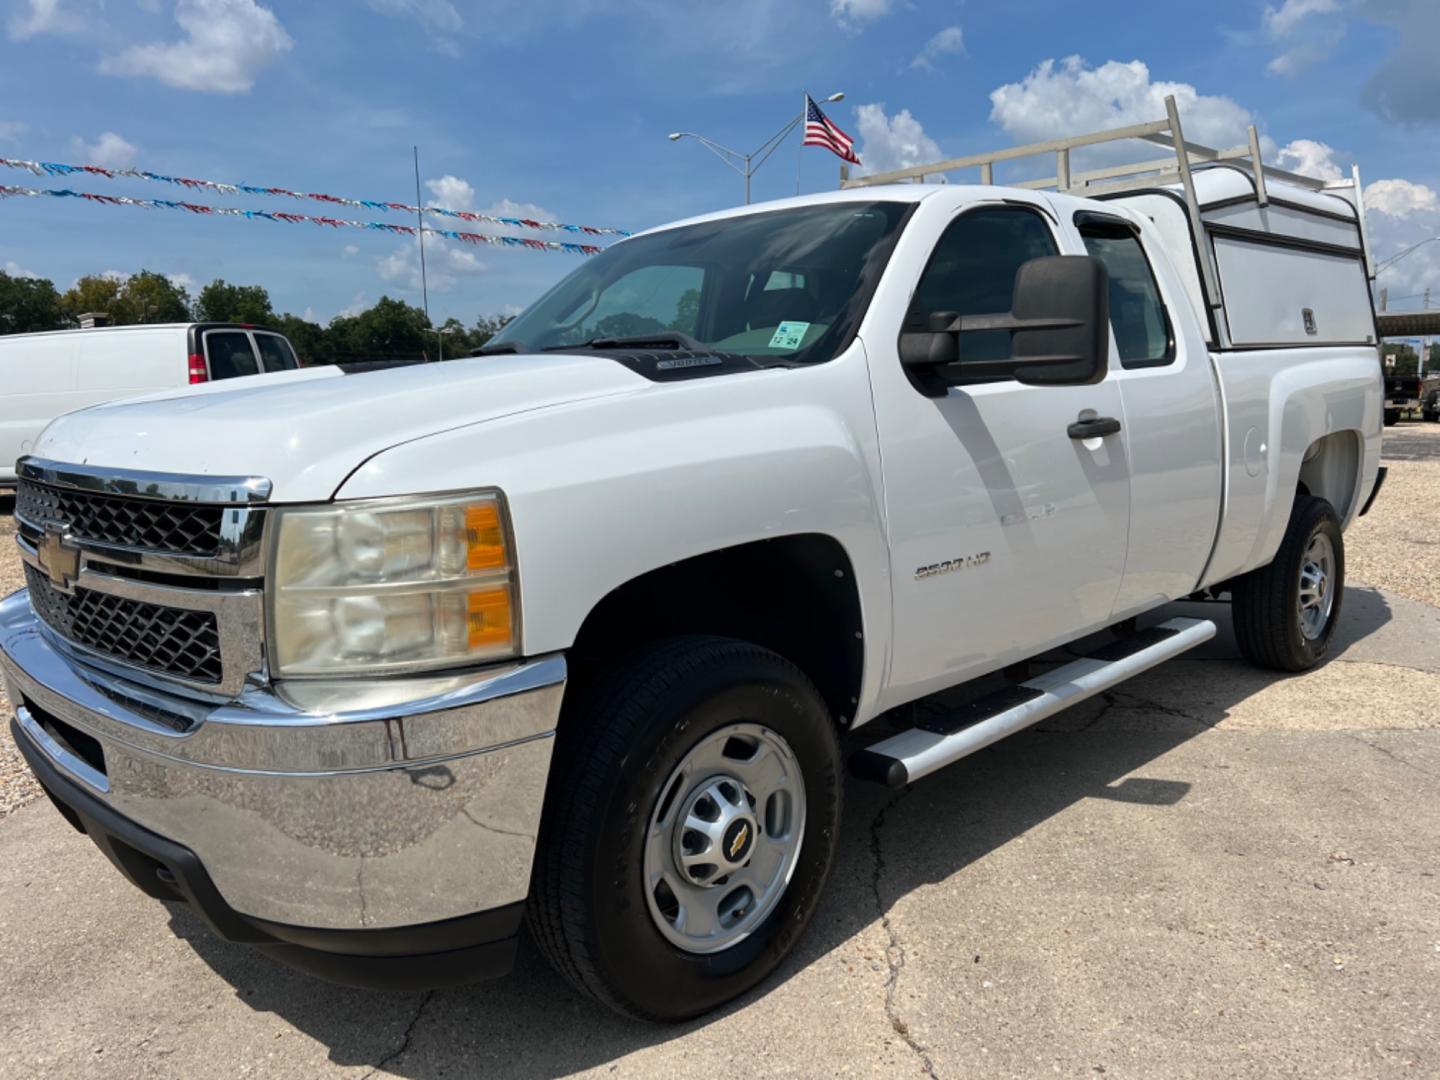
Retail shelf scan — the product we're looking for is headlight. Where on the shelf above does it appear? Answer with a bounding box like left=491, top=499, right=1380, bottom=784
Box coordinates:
left=269, top=492, right=518, bottom=677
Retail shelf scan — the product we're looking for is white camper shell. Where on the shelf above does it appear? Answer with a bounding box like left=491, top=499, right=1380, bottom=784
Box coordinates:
left=841, top=93, right=1378, bottom=361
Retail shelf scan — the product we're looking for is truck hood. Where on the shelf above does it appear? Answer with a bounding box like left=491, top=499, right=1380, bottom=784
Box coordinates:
left=32, top=355, right=648, bottom=502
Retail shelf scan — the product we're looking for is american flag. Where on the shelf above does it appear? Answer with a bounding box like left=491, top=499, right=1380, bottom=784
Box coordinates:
left=803, top=94, right=861, bottom=166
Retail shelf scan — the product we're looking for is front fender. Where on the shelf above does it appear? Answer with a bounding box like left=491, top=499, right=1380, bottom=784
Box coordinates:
left=336, top=352, right=892, bottom=720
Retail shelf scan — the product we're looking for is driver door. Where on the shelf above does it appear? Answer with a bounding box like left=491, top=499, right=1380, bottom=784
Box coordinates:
left=868, top=199, right=1132, bottom=706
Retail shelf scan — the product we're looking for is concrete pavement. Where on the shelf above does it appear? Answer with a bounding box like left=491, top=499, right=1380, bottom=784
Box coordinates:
left=1, top=583, right=1436, bottom=1079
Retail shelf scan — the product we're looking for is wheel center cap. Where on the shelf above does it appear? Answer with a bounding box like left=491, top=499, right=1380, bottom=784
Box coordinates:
left=722, top=817, right=755, bottom=864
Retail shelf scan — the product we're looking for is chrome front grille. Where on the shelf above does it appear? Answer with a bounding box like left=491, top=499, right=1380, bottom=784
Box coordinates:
left=25, top=564, right=223, bottom=685
left=14, top=457, right=271, bottom=697
left=17, top=480, right=224, bottom=556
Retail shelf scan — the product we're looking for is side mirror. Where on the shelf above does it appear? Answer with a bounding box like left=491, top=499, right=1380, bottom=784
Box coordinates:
left=899, top=255, right=1110, bottom=394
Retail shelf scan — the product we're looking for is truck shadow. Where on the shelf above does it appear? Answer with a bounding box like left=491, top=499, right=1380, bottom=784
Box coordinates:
left=165, top=586, right=1395, bottom=1077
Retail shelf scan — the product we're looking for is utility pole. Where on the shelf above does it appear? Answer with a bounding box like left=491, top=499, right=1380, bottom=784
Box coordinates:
left=1423, top=288, right=1432, bottom=377
left=1379, top=287, right=1388, bottom=312
left=413, top=146, right=430, bottom=328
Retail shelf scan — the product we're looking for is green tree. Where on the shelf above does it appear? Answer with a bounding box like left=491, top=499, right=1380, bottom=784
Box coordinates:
left=667, top=288, right=700, bottom=334
left=327, top=295, right=431, bottom=360
left=272, top=313, right=331, bottom=366
left=195, top=279, right=275, bottom=325
left=120, top=270, right=191, bottom=324
left=0, top=271, right=64, bottom=334
left=60, top=274, right=125, bottom=325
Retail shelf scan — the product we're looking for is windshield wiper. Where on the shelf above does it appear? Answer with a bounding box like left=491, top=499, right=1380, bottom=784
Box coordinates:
left=541, top=331, right=709, bottom=352
left=472, top=340, right=524, bottom=356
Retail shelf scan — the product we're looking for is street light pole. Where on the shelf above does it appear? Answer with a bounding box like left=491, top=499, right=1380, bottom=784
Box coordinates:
left=668, top=92, right=845, bottom=204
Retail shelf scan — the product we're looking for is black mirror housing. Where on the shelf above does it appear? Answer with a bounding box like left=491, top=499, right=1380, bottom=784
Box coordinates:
left=1009, top=255, right=1110, bottom=387
left=898, top=255, right=1110, bottom=395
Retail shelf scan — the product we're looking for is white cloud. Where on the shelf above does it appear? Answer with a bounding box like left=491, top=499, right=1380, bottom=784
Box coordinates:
left=4, top=260, right=40, bottom=279
left=910, top=26, right=963, bottom=71
left=366, top=0, right=462, bottom=54
left=830, top=0, right=890, bottom=25
left=342, top=244, right=360, bottom=258
left=70, top=131, right=139, bottom=169
left=373, top=194, right=557, bottom=292
left=1365, top=179, right=1439, bottom=219
left=99, top=269, right=128, bottom=283
left=336, top=292, right=370, bottom=319
left=101, top=0, right=293, bottom=94
left=0, top=120, right=26, bottom=143
left=853, top=104, right=942, bottom=176
left=1263, top=0, right=1338, bottom=38
left=989, top=57, right=1255, bottom=155
left=425, top=174, right=476, bottom=211
left=1267, top=35, right=1342, bottom=77
left=1275, top=139, right=1345, bottom=181
left=7, top=0, right=89, bottom=40
left=166, top=271, right=195, bottom=292
left=377, top=237, right=486, bottom=294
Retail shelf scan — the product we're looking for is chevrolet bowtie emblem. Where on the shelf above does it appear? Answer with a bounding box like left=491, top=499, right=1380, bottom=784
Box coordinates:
left=36, top=526, right=81, bottom=591
left=728, top=823, right=749, bottom=860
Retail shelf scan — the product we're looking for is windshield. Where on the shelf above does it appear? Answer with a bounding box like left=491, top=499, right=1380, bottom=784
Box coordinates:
left=489, top=201, right=910, bottom=364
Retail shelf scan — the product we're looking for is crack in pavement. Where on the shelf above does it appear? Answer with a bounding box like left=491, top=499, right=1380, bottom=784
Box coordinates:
left=1346, top=733, right=1439, bottom=780
left=362, top=989, right=435, bottom=1079
left=869, top=788, right=939, bottom=1079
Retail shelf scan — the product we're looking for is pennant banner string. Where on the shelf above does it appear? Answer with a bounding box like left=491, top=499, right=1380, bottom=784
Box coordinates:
left=0, top=185, right=606, bottom=255
left=0, top=156, right=630, bottom=238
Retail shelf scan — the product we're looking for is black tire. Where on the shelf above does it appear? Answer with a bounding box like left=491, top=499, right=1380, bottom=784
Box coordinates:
left=1383, top=408, right=1400, bottom=426
left=527, top=635, right=843, bottom=1021
left=1231, top=496, right=1344, bottom=672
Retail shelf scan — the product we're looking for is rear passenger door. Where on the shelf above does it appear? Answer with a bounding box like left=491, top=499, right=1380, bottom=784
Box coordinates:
left=1068, top=211, right=1222, bottom=615
left=203, top=330, right=261, bottom=380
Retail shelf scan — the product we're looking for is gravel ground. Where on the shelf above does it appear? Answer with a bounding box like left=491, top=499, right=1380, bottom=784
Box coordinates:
left=0, top=422, right=1434, bottom=821
left=0, top=494, right=33, bottom=819
left=1347, top=421, right=1440, bottom=606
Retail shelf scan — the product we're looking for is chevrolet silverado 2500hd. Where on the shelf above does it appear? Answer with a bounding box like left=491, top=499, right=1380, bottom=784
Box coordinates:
left=2, top=115, right=1385, bottom=1020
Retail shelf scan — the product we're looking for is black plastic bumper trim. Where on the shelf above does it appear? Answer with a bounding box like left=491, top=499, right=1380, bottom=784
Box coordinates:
left=1359, top=465, right=1387, bottom=517
left=11, top=717, right=523, bottom=989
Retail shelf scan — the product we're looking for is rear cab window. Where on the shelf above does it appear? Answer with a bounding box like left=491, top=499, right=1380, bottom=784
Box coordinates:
left=1075, top=216, right=1174, bottom=368
left=254, top=333, right=299, bottom=372
left=204, top=331, right=261, bottom=379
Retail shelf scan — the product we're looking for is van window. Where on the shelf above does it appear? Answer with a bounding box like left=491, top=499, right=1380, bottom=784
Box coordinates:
left=205, top=332, right=260, bottom=379
left=255, top=333, right=299, bottom=372
left=907, top=206, right=1059, bottom=364
left=1077, top=225, right=1172, bottom=368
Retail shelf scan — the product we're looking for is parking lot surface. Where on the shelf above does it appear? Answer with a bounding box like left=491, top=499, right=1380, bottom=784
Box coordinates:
left=1, top=425, right=1437, bottom=1079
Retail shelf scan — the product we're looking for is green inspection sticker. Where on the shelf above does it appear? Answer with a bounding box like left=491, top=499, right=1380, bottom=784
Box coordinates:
left=768, top=321, right=810, bottom=350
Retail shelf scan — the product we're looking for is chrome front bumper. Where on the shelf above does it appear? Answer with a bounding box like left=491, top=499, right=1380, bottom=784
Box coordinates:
left=0, top=588, right=564, bottom=932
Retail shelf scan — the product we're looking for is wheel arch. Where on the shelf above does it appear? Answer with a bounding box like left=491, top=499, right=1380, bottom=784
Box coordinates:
left=563, top=533, right=866, bottom=728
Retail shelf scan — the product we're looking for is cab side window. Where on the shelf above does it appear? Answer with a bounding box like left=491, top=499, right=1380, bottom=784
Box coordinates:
left=906, top=206, right=1059, bottom=365
left=1077, top=221, right=1173, bottom=368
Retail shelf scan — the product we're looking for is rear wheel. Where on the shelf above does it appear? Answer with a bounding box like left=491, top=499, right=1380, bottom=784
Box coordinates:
left=527, top=636, right=842, bottom=1021
left=1232, top=495, right=1344, bottom=671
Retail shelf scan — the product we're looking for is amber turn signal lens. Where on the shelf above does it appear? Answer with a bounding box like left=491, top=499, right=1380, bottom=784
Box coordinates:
left=467, top=586, right=512, bottom=649
left=465, top=503, right=507, bottom=571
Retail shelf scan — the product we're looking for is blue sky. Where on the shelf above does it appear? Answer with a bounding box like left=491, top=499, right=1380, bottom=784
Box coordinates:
left=3, top=0, right=1439, bottom=325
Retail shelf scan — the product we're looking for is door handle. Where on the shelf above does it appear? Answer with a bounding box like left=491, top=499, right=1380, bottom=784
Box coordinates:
left=1067, top=416, right=1122, bottom=440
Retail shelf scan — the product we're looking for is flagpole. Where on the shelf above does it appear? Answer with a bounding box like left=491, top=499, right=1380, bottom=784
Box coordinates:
left=797, top=93, right=805, bottom=195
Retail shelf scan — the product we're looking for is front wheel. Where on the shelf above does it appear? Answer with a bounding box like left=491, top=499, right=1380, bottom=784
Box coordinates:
left=527, top=636, right=843, bottom=1021
left=1232, top=495, right=1344, bottom=671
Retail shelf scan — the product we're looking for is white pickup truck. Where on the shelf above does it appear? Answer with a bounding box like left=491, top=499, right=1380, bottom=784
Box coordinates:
left=2, top=112, right=1385, bottom=1021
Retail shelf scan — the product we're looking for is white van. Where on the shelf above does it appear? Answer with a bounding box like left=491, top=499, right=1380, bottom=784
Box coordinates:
left=0, top=322, right=300, bottom=488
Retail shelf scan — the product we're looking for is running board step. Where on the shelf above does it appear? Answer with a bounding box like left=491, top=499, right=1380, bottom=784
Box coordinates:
left=850, top=617, right=1216, bottom=788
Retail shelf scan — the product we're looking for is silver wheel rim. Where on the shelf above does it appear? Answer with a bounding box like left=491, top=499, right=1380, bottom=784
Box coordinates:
left=1298, top=531, right=1336, bottom=641
left=642, top=722, right=806, bottom=955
